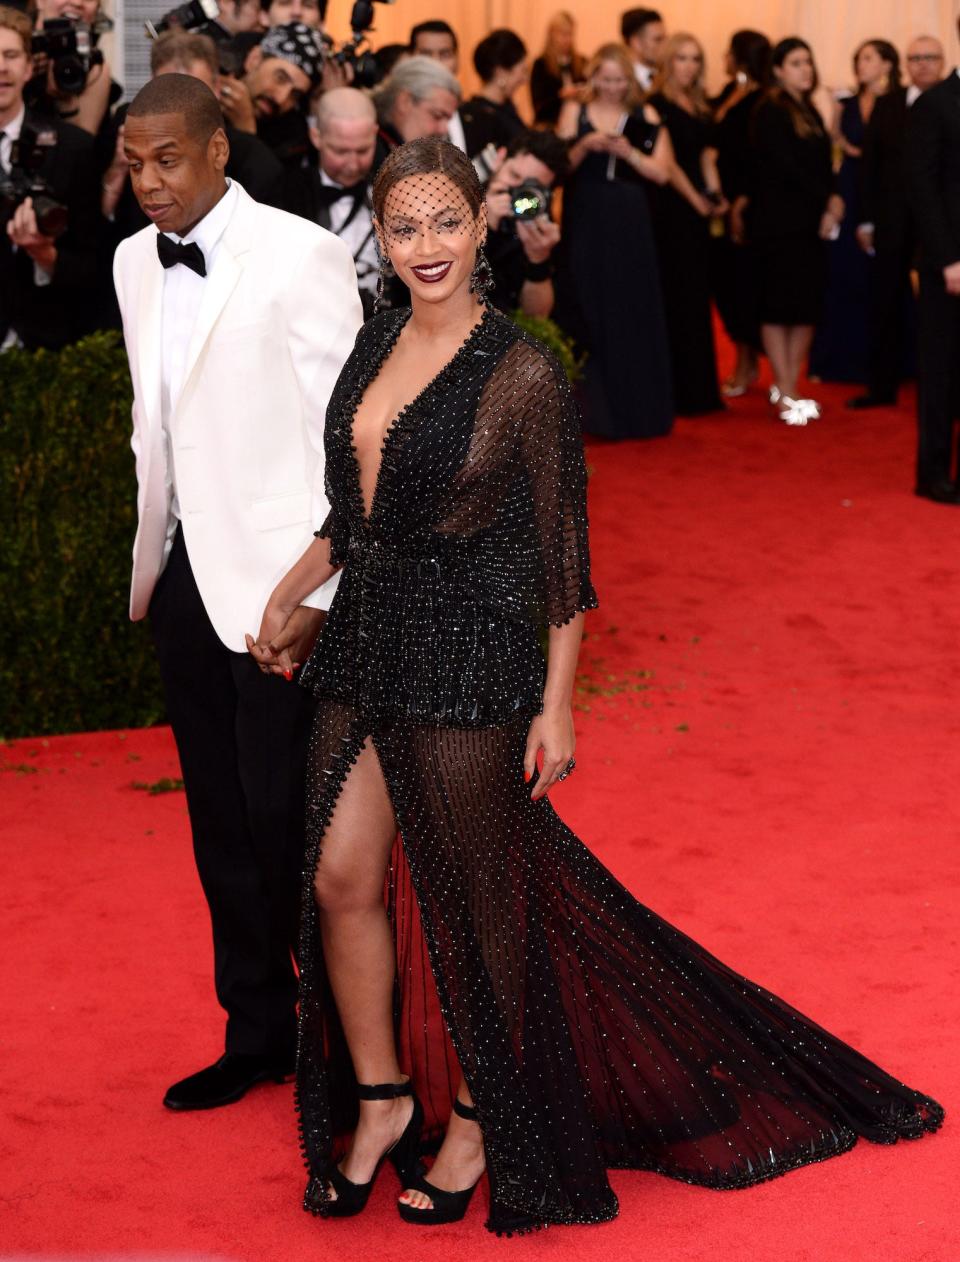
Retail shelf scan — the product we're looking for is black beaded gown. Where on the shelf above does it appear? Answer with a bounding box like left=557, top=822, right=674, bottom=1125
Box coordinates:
left=294, top=305, right=943, bottom=1234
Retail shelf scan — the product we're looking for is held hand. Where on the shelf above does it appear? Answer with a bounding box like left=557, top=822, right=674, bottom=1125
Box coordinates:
left=219, top=77, right=257, bottom=134
left=516, top=216, right=560, bottom=264
left=245, top=605, right=326, bottom=679
left=944, top=261, right=960, bottom=296
left=855, top=224, right=875, bottom=255
left=818, top=210, right=840, bottom=240
left=606, top=134, right=633, bottom=161
left=523, top=705, right=575, bottom=802
left=484, top=188, right=512, bottom=232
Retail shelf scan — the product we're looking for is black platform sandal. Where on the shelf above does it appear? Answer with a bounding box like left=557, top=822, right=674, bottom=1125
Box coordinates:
left=397, top=1097, right=483, bottom=1226
left=321, top=1079, right=424, bottom=1219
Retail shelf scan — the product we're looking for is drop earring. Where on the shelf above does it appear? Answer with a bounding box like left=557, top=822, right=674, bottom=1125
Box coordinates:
left=469, top=245, right=494, bottom=303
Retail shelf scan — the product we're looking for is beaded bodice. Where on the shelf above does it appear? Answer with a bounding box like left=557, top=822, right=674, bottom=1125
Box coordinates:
left=299, top=306, right=598, bottom=726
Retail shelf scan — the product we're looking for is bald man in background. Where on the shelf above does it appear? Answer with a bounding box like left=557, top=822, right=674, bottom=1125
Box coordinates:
left=285, top=87, right=381, bottom=315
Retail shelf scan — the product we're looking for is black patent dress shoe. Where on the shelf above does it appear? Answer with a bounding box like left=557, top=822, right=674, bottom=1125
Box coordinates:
left=163, top=1052, right=295, bottom=1111
left=846, top=393, right=897, bottom=410
left=914, top=479, right=960, bottom=504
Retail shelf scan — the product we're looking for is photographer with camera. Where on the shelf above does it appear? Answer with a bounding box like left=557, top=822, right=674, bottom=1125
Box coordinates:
left=29, top=0, right=119, bottom=138
left=219, top=20, right=321, bottom=167
left=259, top=0, right=322, bottom=31
left=0, top=4, right=101, bottom=350
left=483, top=129, right=566, bottom=318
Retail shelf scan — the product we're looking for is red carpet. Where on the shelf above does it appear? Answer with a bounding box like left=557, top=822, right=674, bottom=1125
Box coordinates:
left=1, top=377, right=957, bottom=1260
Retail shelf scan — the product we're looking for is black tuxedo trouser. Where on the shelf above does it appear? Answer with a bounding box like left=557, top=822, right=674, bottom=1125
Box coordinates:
left=867, top=240, right=914, bottom=402
left=149, top=525, right=313, bottom=1057
left=917, top=270, right=960, bottom=487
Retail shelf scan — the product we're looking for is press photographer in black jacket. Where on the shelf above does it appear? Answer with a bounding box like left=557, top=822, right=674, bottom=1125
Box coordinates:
left=0, top=5, right=100, bottom=350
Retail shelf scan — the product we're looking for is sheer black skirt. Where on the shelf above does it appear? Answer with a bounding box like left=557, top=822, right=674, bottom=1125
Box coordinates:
left=295, top=697, right=943, bottom=1232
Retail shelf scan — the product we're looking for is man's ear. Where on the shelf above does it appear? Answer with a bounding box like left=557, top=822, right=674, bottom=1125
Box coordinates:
left=246, top=45, right=263, bottom=72
left=210, top=126, right=230, bottom=172
left=308, top=120, right=321, bottom=152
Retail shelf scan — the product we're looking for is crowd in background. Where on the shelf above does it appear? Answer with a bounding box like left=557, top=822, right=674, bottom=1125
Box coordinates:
left=2, top=3, right=960, bottom=497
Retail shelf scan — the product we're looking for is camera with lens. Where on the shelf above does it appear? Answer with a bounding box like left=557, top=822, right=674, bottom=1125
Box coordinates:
left=32, top=18, right=104, bottom=96
left=509, top=179, right=551, bottom=221
left=145, top=0, right=220, bottom=39
left=0, top=124, right=69, bottom=239
left=328, top=0, right=395, bottom=91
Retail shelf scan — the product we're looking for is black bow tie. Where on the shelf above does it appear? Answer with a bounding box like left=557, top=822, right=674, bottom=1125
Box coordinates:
left=157, top=233, right=207, bottom=278
left=315, top=180, right=367, bottom=208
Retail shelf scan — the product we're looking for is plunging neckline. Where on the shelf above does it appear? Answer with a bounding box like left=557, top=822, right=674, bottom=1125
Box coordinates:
left=349, top=306, right=491, bottom=527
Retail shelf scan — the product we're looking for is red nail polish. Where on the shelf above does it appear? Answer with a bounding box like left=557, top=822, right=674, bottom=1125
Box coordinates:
left=283, top=669, right=293, bottom=681
left=524, top=771, right=531, bottom=783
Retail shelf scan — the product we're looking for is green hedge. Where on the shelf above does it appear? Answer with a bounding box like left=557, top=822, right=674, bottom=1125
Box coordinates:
left=0, top=315, right=582, bottom=740
left=0, top=332, right=165, bottom=738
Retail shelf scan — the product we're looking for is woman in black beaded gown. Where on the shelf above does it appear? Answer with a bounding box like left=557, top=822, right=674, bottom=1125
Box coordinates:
left=249, top=138, right=943, bottom=1237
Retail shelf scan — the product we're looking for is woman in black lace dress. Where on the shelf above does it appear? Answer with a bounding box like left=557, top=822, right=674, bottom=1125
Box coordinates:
left=249, top=138, right=942, bottom=1237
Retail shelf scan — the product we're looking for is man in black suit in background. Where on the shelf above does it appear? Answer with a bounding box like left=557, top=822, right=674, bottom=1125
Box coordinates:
left=849, top=36, right=944, bottom=412
left=0, top=5, right=100, bottom=350
left=906, top=34, right=960, bottom=503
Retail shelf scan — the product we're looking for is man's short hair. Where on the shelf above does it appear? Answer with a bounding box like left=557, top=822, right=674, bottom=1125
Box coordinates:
left=259, top=0, right=327, bottom=13
left=0, top=4, right=32, bottom=53
left=127, top=73, right=225, bottom=144
left=150, top=30, right=220, bottom=78
left=620, top=8, right=662, bottom=44
left=372, top=54, right=461, bottom=122
left=473, top=29, right=526, bottom=83
left=409, top=19, right=457, bottom=52
left=505, top=128, right=570, bottom=184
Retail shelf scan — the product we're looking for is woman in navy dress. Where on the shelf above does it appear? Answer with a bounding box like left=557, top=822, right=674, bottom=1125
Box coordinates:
left=810, top=40, right=900, bottom=383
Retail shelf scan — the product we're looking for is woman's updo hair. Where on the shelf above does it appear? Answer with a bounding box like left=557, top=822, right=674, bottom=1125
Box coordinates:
left=372, top=138, right=484, bottom=222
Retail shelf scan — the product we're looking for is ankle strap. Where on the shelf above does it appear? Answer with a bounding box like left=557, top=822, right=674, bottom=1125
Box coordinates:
left=452, top=1097, right=479, bottom=1122
left=356, top=1079, right=412, bottom=1101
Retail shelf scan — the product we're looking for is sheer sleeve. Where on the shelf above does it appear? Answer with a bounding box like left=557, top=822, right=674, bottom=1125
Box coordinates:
left=314, top=509, right=349, bottom=568
left=511, top=338, right=599, bottom=627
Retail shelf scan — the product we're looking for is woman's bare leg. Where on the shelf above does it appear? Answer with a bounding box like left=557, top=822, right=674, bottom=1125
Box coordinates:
left=399, top=1076, right=485, bottom=1209
left=761, top=323, right=795, bottom=397
left=314, top=738, right=411, bottom=1193
left=787, top=324, right=815, bottom=394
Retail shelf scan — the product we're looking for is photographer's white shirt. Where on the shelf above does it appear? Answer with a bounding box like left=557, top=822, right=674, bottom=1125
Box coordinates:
left=159, top=178, right=239, bottom=520
left=0, top=104, right=24, bottom=173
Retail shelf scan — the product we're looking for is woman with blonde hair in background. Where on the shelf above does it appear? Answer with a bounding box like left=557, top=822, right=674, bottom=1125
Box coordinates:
left=531, top=11, right=586, bottom=128
left=555, top=43, right=674, bottom=437
left=648, top=32, right=725, bottom=414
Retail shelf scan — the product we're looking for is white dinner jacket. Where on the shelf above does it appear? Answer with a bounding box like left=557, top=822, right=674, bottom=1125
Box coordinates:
left=113, top=183, right=363, bottom=652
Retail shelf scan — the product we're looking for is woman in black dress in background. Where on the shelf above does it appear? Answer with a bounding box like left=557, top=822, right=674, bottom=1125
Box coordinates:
left=460, top=29, right=529, bottom=159
left=809, top=40, right=899, bottom=383
left=713, top=30, right=772, bottom=397
left=249, top=138, right=942, bottom=1238
left=530, top=11, right=586, bottom=127
left=648, top=33, right=725, bottom=415
left=746, top=38, right=843, bottom=424
left=556, top=43, right=674, bottom=438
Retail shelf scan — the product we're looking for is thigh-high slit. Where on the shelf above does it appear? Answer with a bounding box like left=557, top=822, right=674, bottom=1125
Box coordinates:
left=295, top=697, right=943, bottom=1233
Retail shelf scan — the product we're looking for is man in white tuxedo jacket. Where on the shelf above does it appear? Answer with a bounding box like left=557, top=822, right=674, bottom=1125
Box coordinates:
left=114, top=74, right=363, bottom=1111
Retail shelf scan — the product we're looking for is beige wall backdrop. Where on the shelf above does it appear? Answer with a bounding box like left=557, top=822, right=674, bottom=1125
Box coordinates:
left=328, top=0, right=960, bottom=100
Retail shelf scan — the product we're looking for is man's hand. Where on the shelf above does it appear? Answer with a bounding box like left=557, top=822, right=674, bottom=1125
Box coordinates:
left=855, top=224, right=875, bottom=255
left=7, top=198, right=57, bottom=274
left=944, top=261, right=960, bottom=296
left=246, top=605, right=326, bottom=679
left=220, top=77, right=257, bottom=134
left=484, top=187, right=512, bottom=232
left=516, top=215, right=560, bottom=264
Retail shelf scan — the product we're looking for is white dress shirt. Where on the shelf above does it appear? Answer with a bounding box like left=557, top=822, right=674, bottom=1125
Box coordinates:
left=0, top=104, right=24, bottom=173
left=318, top=167, right=378, bottom=298
left=160, top=178, right=239, bottom=520
left=447, top=109, right=467, bottom=154
left=634, top=62, right=654, bottom=92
